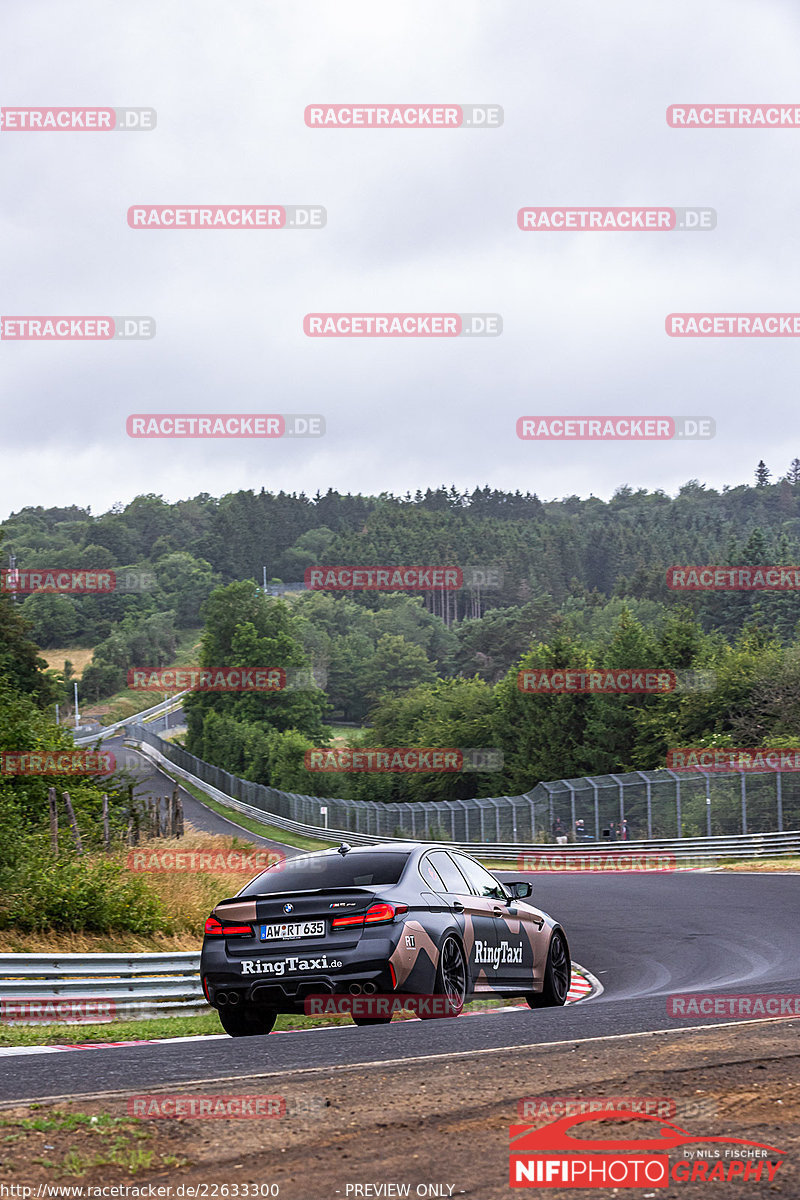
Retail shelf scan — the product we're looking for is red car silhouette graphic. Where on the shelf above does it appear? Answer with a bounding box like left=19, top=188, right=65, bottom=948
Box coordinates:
left=510, top=1110, right=784, bottom=1155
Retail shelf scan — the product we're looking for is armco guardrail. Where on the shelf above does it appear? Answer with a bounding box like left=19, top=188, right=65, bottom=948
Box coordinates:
left=0, top=952, right=207, bottom=1022
left=73, top=692, right=189, bottom=746
left=126, top=734, right=800, bottom=861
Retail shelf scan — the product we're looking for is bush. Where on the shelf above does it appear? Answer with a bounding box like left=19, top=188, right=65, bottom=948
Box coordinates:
left=0, top=845, right=166, bottom=933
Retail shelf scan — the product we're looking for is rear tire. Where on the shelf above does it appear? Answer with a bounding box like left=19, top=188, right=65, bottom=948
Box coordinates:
left=420, top=934, right=467, bottom=1019
left=218, top=1004, right=278, bottom=1037
left=526, top=930, right=570, bottom=1008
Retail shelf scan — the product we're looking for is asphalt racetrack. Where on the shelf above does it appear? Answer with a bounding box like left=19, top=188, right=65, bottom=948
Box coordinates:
left=2, top=743, right=797, bottom=1107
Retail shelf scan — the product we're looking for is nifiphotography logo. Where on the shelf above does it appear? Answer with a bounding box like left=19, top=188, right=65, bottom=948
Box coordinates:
left=509, top=1111, right=785, bottom=1187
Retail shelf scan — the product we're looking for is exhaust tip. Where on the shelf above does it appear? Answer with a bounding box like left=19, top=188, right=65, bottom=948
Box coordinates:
left=362, top=982, right=377, bottom=994
left=216, top=992, right=229, bottom=1006
left=349, top=983, right=363, bottom=995
left=228, top=991, right=241, bottom=1006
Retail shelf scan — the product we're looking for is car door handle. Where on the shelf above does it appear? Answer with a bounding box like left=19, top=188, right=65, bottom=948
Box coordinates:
left=492, top=907, right=505, bottom=917
left=451, top=900, right=464, bottom=912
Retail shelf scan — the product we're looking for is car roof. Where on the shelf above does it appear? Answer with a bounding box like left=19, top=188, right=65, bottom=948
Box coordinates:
left=288, top=841, right=466, bottom=861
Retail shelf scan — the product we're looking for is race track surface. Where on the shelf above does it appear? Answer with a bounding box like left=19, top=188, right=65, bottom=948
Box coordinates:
left=3, top=749, right=797, bottom=1106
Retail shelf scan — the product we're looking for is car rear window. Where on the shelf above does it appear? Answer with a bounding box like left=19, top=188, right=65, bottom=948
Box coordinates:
left=238, top=852, right=411, bottom=895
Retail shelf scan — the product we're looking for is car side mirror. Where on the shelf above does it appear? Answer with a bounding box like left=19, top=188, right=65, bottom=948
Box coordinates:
left=508, top=881, right=532, bottom=899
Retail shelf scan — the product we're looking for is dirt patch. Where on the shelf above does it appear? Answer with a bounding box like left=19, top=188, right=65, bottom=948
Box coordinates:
left=0, top=1019, right=796, bottom=1197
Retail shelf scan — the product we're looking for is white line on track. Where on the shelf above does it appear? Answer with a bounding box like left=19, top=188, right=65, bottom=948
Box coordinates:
left=0, top=1016, right=796, bottom=1110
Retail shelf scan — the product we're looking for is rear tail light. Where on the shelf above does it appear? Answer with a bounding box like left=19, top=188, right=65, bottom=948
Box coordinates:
left=204, top=916, right=253, bottom=937
left=331, top=902, right=408, bottom=930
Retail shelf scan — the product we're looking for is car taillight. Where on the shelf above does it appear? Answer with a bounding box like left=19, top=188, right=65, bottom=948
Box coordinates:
left=330, top=912, right=365, bottom=928
left=332, top=902, right=408, bottom=929
left=365, top=902, right=407, bottom=924
left=204, top=916, right=253, bottom=937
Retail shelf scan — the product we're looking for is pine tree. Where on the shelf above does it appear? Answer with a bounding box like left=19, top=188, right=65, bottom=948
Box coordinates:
left=786, top=458, right=800, bottom=485
left=755, top=461, right=772, bottom=487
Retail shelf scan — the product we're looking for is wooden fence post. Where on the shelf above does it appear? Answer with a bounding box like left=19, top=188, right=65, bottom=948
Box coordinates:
left=48, top=786, right=59, bottom=857
left=61, top=791, right=84, bottom=854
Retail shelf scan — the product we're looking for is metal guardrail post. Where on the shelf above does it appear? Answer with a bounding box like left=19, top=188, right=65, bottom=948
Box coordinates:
left=741, top=772, right=747, bottom=835
left=777, top=772, right=784, bottom=833
left=635, top=771, right=652, bottom=838
left=610, top=774, right=625, bottom=829
left=704, top=771, right=712, bottom=837
left=565, top=782, right=576, bottom=840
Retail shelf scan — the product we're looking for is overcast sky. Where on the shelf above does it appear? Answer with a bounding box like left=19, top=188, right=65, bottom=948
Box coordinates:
left=2, top=0, right=800, bottom=520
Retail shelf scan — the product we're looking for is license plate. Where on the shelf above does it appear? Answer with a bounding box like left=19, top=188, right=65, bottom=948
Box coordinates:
left=260, top=920, right=325, bottom=941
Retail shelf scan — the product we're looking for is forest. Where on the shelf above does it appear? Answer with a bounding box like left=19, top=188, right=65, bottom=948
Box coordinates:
left=3, top=465, right=799, bottom=805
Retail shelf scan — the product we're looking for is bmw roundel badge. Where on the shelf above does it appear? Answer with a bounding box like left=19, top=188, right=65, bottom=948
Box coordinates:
left=283, top=903, right=293, bottom=913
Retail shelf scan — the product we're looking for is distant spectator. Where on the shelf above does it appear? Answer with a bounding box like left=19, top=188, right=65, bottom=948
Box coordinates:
left=621, top=818, right=629, bottom=841
left=553, top=816, right=568, bottom=845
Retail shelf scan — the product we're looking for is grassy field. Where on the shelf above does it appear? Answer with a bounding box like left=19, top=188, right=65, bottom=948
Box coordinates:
left=39, top=646, right=95, bottom=679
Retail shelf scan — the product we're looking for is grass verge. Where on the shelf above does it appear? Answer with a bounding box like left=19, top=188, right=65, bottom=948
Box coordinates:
left=0, top=996, right=519, bottom=1048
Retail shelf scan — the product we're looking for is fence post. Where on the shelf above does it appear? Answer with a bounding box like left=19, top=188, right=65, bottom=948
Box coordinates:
left=102, top=793, right=110, bottom=851
left=589, top=779, right=600, bottom=840
left=48, top=786, right=58, bottom=857
left=705, top=773, right=712, bottom=838
left=776, top=772, right=783, bottom=833
left=565, top=782, right=576, bottom=842
left=741, top=773, right=747, bottom=835
left=635, top=772, right=652, bottom=838
left=61, top=791, right=83, bottom=854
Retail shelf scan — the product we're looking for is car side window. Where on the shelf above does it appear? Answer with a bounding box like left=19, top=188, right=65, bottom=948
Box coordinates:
left=451, top=854, right=508, bottom=901
left=427, top=851, right=471, bottom=894
left=419, top=856, right=447, bottom=891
